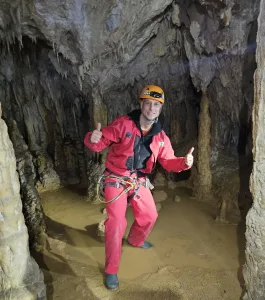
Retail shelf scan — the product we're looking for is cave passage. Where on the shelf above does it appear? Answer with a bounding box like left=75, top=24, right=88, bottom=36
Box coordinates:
left=1, top=0, right=264, bottom=299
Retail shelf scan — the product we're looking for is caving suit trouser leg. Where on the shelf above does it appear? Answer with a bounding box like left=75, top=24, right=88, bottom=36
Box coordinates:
left=104, top=177, right=158, bottom=274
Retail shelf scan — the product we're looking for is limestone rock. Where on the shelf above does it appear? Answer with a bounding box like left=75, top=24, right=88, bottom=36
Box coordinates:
left=168, top=180, right=177, bottom=189
left=153, top=191, right=168, bottom=203
left=0, top=105, right=46, bottom=299
left=96, top=220, right=105, bottom=237
left=0, top=0, right=261, bottom=296
left=0, top=0, right=259, bottom=206
left=173, top=195, right=181, bottom=203
left=9, top=121, right=46, bottom=251
left=243, top=1, right=265, bottom=297
left=155, top=203, right=162, bottom=212
left=153, top=172, right=167, bottom=187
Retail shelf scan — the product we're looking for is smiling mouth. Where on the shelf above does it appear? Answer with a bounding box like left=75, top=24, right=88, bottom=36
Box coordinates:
left=143, top=114, right=157, bottom=122
left=146, top=112, right=155, bottom=115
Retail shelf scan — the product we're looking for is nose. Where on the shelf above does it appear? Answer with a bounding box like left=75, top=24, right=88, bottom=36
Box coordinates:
left=150, top=103, right=156, bottom=111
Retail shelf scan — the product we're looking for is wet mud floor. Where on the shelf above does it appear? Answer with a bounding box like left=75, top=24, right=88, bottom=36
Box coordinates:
left=34, top=186, right=245, bottom=300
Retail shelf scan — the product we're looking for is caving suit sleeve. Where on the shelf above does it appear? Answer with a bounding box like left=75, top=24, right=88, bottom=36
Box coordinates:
left=157, top=134, right=191, bottom=172
left=84, top=118, right=122, bottom=152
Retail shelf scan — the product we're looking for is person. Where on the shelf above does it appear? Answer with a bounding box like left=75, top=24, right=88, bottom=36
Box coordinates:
left=84, top=84, right=194, bottom=290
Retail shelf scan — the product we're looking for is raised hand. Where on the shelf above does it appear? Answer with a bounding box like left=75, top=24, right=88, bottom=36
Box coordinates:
left=90, top=123, right=102, bottom=144
left=185, top=147, right=194, bottom=167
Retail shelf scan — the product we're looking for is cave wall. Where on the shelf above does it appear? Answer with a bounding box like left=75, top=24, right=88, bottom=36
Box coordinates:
left=0, top=105, right=46, bottom=299
left=243, top=0, right=265, bottom=297
left=0, top=0, right=260, bottom=209
left=0, top=0, right=196, bottom=190
left=1, top=1, right=265, bottom=297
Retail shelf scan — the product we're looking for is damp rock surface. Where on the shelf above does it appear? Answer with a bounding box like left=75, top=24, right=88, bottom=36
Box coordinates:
left=0, top=107, right=46, bottom=299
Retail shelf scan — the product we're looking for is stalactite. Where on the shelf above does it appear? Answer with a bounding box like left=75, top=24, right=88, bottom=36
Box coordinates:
left=195, top=89, right=212, bottom=202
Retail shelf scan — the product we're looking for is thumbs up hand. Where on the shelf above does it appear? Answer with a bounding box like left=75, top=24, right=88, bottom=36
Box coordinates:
left=90, top=123, right=102, bottom=144
left=185, top=147, right=194, bottom=167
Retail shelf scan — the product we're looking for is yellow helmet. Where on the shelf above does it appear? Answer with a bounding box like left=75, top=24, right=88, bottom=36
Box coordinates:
left=139, top=85, right=165, bottom=104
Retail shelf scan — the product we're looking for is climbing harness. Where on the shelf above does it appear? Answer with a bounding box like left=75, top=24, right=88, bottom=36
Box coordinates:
left=96, top=171, right=153, bottom=205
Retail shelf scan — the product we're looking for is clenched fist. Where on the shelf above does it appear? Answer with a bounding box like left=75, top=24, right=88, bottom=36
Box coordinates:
left=90, top=123, right=102, bottom=144
left=185, top=147, right=194, bottom=167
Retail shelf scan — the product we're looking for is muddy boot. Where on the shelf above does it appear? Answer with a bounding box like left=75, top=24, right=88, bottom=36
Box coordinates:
left=139, top=241, right=153, bottom=248
left=105, top=273, right=119, bottom=290
left=127, top=240, right=153, bottom=249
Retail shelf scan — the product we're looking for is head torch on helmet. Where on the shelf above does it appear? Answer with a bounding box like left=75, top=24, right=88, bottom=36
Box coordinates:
left=139, top=85, right=165, bottom=104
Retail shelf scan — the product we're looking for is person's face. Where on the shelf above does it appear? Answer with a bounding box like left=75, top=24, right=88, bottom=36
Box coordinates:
left=140, top=98, right=163, bottom=121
